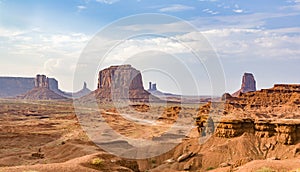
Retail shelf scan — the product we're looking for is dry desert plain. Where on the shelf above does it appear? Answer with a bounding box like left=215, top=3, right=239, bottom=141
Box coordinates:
left=0, top=97, right=300, bottom=171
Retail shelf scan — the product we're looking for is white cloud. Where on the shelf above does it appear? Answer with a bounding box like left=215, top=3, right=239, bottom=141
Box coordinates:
left=281, top=0, right=300, bottom=10
left=0, top=27, right=91, bottom=91
left=200, top=28, right=300, bottom=60
left=77, top=5, right=87, bottom=11
left=232, top=4, right=244, bottom=13
left=0, top=28, right=26, bottom=37
left=159, top=4, right=195, bottom=12
left=233, top=9, right=244, bottom=13
left=191, top=12, right=298, bottom=31
left=202, top=8, right=219, bottom=15
left=95, top=0, right=119, bottom=4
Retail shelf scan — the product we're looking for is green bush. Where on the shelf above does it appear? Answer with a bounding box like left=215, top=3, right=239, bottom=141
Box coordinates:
left=91, top=158, right=104, bottom=166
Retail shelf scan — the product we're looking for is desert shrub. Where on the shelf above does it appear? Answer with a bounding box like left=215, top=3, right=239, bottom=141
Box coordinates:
left=206, top=167, right=215, bottom=171
left=91, top=158, right=104, bottom=166
left=256, top=167, right=276, bottom=172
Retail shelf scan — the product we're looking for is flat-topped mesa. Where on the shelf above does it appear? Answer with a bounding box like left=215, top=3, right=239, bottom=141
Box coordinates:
left=88, top=65, right=152, bottom=102
left=35, top=74, right=49, bottom=88
left=97, top=65, right=144, bottom=90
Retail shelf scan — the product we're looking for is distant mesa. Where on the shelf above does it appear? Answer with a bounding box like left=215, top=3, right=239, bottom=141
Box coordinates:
left=148, top=82, right=157, bottom=91
left=82, top=65, right=158, bottom=102
left=0, top=76, right=59, bottom=98
left=17, top=74, right=68, bottom=100
left=232, top=72, right=256, bottom=97
left=64, top=82, right=92, bottom=98
left=0, top=75, right=91, bottom=99
left=147, top=82, right=166, bottom=97
left=147, top=82, right=213, bottom=103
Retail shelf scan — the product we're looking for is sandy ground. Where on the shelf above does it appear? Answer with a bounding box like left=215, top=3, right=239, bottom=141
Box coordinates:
left=1, top=99, right=300, bottom=172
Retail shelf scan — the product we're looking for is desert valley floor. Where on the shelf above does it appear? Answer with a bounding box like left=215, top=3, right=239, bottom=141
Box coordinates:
left=0, top=97, right=300, bottom=172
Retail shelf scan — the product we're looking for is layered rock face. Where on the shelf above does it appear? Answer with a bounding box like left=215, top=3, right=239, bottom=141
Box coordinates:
left=233, top=73, right=256, bottom=97
left=196, top=83, right=300, bottom=145
left=214, top=118, right=300, bottom=145
left=89, top=65, right=152, bottom=102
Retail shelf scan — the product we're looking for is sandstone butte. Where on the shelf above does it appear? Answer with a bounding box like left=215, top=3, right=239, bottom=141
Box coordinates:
left=232, top=72, right=257, bottom=97
left=81, top=64, right=160, bottom=103
left=17, top=74, right=68, bottom=100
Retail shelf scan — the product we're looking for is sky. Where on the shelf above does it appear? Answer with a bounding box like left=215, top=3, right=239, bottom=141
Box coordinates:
left=0, top=0, right=300, bottom=95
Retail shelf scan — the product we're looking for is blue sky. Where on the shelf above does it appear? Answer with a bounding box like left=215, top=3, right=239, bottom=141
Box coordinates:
left=0, top=0, right=300, bottom=95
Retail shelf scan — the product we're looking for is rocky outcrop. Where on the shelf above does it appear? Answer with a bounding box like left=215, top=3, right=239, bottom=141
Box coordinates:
left=196, top=83, right=300, bottom=145
left=214, top=118, right=300, bottom=145
left=148, top=82, right=157, bottom=91
left=18, top=74, right=67, bottom=100
left=224, top=84, right=300, bottom=118
left=84, top=65, right=155, bottom=102
left=35, top=74, right=49, bottom=88
left=233, top=73, right=256, bottom=97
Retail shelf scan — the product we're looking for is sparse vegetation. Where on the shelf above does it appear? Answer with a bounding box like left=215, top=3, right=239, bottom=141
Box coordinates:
left=206, top=167, right=215, bottom=171
left=91, top=158, right=105, bottom=166
left=256, top=167, right=276, bottom=172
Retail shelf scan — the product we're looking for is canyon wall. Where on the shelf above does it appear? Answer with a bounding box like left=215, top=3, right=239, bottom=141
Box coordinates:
left=215, top=118, right=300, bottom=145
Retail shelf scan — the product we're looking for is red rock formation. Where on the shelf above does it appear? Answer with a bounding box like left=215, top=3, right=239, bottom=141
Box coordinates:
left=196, top=84, right=300, bottom=144
left=84, top=65, right=157, bottom=102
left=98, top=65, right=144, bottom=90
left=224, top=84, right=300, bottom=118
left=214, top=118, right=300, bottom=145
left=233, top=73, right=256, bottom=97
